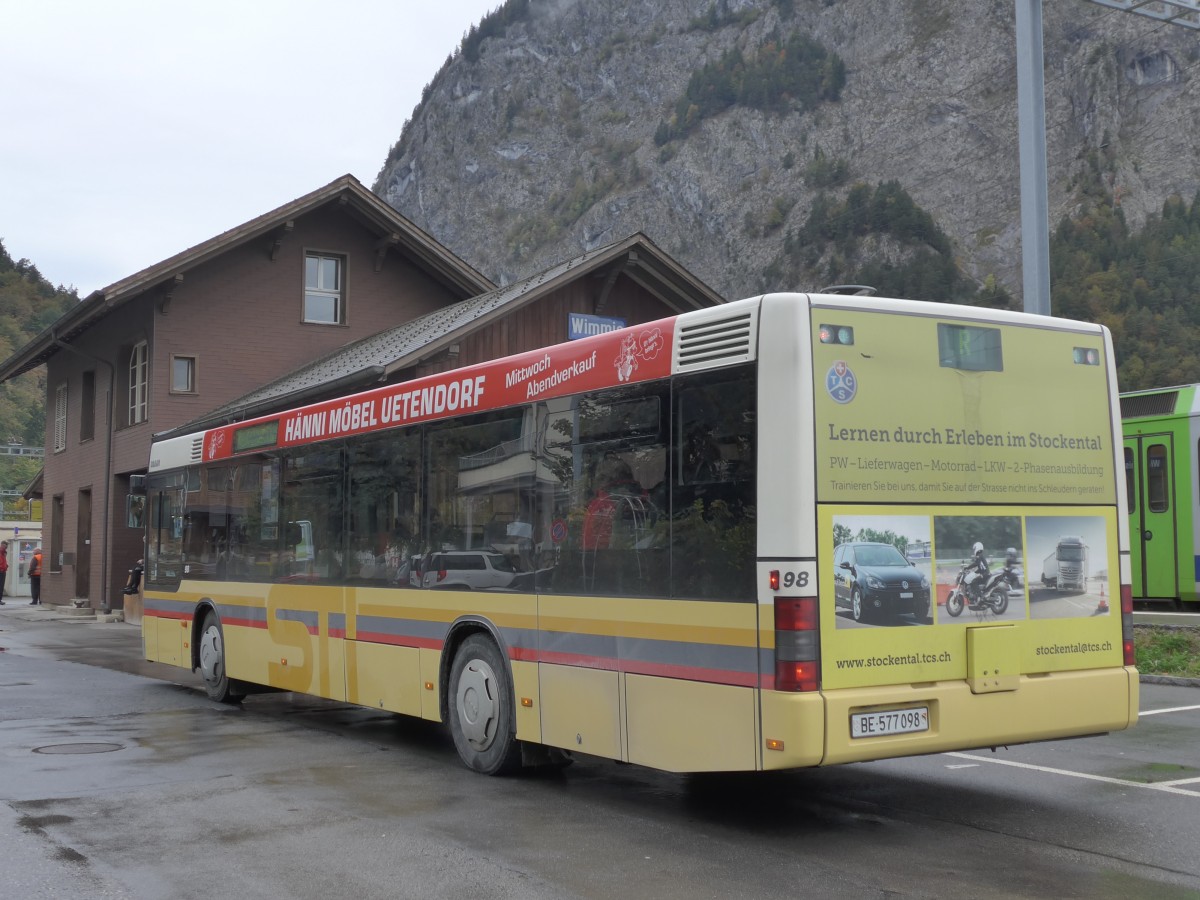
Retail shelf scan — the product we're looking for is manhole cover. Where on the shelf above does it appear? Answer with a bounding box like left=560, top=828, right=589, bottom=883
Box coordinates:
left=33, top=743, right=123, bottom=755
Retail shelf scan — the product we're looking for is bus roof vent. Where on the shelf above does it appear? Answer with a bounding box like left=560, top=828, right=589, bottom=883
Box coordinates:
left=820, top=284, right=876, bottom=296
left=675, top=305, right=758, bottom=373
left=190, top=437, right=204, bottom=462
left=1120, top=391, right=1178, bottom=419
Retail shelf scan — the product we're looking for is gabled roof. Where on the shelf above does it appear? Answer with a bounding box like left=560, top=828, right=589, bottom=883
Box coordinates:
left=166, top=232, right=725, bottom=436
left=0, top=175, right=494, bottom=381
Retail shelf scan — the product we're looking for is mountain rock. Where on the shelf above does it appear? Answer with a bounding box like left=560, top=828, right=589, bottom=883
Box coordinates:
left=374, top=0, right=1200, bottom=304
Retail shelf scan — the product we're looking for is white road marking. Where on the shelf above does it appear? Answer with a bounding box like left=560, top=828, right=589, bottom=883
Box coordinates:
left=1155, top=777, right=1200, bottom=787
left=1138, top=704, right=1200, bottom=717
left=945, top=752, right=1200, bottom=797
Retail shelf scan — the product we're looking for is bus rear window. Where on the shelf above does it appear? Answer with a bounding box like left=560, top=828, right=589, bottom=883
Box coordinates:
left=938, top=323, right=1002, bottom=372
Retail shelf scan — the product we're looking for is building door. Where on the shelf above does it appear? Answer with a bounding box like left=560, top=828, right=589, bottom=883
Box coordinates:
left=14, top=539, right=40, bottom=597
left=1125, top=435, right=1178, bottom=600
left=76, top=488, right=92, bottom=600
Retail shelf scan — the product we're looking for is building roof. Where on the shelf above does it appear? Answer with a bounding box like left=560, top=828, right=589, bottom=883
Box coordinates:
left=0, top=175, right=494, bottom=382
left=165, top=232, right=726, bottom=436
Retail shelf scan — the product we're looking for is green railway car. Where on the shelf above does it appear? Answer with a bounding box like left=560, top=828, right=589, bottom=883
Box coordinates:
left=1121, top=384, right=1200, bottom=607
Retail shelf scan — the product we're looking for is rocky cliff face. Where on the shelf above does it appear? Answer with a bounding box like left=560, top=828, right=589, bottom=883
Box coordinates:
left=373, top=0, right=1200, bottom=303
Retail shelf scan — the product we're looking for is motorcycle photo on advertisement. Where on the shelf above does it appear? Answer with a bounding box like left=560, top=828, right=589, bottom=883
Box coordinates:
left=945, top=543, right=1021, bottom=617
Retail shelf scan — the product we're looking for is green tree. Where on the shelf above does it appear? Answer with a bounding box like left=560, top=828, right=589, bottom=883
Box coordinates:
left=0, top=239, right=79, bottom=496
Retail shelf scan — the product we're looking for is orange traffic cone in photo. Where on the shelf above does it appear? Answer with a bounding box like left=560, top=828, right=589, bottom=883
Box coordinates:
left=1096, top=580, right=1108, bottom=613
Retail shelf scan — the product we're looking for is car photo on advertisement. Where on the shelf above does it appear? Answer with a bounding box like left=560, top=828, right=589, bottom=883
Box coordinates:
left=833, top=541, right=931, bottom=624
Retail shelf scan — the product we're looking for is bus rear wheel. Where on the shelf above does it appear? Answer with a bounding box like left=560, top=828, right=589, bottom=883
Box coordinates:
left=448, top=634, right=521, bottom=775
left=197, top=613, right=243, bottom=704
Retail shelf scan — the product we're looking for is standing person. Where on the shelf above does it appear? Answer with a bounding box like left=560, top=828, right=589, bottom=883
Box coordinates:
left=28, top=546, right=43, bottom=605
left=0, top=540, right=8, bottom=605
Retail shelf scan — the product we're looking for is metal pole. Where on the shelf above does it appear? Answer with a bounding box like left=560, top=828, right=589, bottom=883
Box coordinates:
left=1016, top=0, right=1051, bottom=316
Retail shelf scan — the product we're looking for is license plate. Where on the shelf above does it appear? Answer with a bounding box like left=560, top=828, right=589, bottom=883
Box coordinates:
left=850, top=707, right=929, bottom=738
left=899, top=591, right=914, bottom=598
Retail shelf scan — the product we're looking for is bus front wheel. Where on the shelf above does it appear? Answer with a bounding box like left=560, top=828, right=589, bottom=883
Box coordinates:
left=448, top=634, right=521, bottom=775
left=197, top=613, right=244, bottom=704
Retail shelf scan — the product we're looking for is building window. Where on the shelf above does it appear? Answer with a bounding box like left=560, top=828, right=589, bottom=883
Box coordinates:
left=54, top=383, right=67, bottom=452
left=171, top=355, right=196, bottom=393
left=304, top=254, right=344, bottom=324
left=80, top=370, right=95, bottom=442
left=129, top=341, right=148, bottom=424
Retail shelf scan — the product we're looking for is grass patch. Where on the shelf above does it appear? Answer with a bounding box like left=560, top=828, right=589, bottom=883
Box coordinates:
left=1134, top=626, right=1200, bottom=678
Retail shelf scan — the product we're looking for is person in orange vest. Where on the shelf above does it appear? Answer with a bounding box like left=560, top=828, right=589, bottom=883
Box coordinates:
left=0, top=540, right=8, bottom=605
left=28, top=547, right=43, bottom=605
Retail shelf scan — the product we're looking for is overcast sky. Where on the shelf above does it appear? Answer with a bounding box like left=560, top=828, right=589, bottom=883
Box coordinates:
left=1, top=0, right=500, bottom=297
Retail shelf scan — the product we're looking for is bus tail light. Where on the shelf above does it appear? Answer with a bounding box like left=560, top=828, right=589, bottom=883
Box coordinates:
left=1121, top=583, right=1135, bottom=667
left=774, top=597, right=819, bottom=692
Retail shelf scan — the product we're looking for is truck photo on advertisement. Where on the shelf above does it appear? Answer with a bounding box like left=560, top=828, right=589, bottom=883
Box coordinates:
left=1042, top=536, right=1089, bottom=592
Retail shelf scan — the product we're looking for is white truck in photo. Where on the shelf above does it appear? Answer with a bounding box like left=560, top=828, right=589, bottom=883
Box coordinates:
left=1042, top=536, right=1089, bottom=592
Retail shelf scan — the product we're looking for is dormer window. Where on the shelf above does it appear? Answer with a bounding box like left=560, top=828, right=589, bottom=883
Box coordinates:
left=304, top=253, right=344, bottom=324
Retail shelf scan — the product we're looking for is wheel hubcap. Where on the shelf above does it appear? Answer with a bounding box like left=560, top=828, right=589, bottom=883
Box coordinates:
left=456, top=658, right=499, bottom=751
left=198, top=625, right=224, bottom=684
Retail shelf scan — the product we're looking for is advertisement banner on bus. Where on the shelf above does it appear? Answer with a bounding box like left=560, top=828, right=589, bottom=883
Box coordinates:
left=819, top=504, right=1122, bottom=691
left=202, top=319, right=675, bottom=462
left=811, top=311, right=1117, bottom=506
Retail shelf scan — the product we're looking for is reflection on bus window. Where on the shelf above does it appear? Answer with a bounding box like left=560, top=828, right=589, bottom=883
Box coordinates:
left=672, top=367, right=756, bottom=601
left=349, top=431, right=421, bottom=586
left=279, top=447, right=343, bottom=583
left=423, top=409, right=530, bottom=591
left=541, top=384, right=669, bottom=598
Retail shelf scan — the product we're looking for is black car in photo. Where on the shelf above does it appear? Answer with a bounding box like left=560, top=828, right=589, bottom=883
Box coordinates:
left=833, top=541, right=931, bottom=623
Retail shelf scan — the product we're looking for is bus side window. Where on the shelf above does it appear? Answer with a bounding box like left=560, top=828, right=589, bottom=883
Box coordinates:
left=349, top=432, right=421, bottom=586
left=145, top=473, right=186, bottom=586
left=671, top=366, right=757, bottom=602
left=541, top=387, right=669, bottom=598
left=423, top=410, right=531, bottom=591
left=279, top=447, right=344, bottom=584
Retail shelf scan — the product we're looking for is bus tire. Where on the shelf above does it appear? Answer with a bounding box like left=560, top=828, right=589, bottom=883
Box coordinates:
left=448, top=634, right=521, bottom=775
left=197, top=612, right=243, bottom=704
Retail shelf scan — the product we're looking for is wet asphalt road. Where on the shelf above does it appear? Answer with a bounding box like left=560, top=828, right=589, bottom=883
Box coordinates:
left=1, top=607, right=1199, bottom=899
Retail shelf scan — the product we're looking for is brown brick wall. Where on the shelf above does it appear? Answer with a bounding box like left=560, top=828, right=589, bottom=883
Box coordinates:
left=41, top=204, right=466, bottom=610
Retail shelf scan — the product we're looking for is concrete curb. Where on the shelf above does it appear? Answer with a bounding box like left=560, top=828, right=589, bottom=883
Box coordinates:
left=0, top=603, right=124, bottom=624
left=1139, top=674, right=1200, bottom=688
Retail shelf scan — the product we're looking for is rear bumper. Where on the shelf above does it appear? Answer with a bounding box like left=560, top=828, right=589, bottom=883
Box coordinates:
left=760, top=666, right=1138, bottom=770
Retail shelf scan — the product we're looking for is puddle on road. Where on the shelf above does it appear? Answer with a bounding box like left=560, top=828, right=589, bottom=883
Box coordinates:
left=33, top=742, right=124, bottom=755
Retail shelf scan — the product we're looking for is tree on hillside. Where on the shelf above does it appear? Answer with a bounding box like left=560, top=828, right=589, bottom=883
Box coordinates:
left=1049, top=170, right=1200, bottom=391
left=0, top=239, right=79, bottom=460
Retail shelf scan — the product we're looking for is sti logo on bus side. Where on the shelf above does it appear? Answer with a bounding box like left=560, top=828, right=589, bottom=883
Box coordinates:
left=826, top=361, right=857, bottom=404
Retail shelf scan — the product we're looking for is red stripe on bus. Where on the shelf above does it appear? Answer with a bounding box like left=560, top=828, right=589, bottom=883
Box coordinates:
left=222, top=617, right=267, bottom=629
left=145, top=610, right=193, bottom=622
